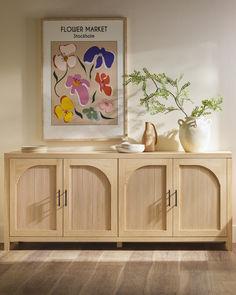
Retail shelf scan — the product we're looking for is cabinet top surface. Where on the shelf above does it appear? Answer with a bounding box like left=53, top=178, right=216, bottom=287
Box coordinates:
left=4, top=150, right=232, bottom=159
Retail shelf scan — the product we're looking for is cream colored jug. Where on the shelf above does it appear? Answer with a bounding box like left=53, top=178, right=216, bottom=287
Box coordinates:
left=178, top=117, right=211, bottom=152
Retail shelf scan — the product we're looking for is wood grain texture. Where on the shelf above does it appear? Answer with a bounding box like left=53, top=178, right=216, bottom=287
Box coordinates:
left=9, top=159, right=63, bottom=237
left=173, top=159, right=227, bottom=237
left=180, top=165, right=220, bottom=230
left=70, top=166, right=111, bottom=231
left=4, top=151, right=232, bottom=159
left=16, top=166, right=57, bottom=231
left=226, top=158, right=232, bottom=251
left=64, top=159, right=117, bottom=237
left=119, top=159, right=172, bottom=237
left=0, top=244, right=235, bottom=294
left=126, top=166, right=166, bottom=231
left=4, top=153, right=232, bottom=250
left=49, top=251, right=102, bottom=295
left=115, top=251, right=153, bottom=295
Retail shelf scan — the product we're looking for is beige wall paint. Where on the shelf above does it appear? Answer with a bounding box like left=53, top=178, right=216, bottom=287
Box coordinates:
left=1, top=0, right=236, bottom=242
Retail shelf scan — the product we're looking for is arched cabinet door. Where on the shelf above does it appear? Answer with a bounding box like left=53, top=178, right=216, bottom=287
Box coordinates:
left=173, top=159, right=227, bottom=236
left=10, top=159, right=63, bottom=237
left=119, top=159, right=172, bottom=237
left=63, top=159, right=117, bottom=237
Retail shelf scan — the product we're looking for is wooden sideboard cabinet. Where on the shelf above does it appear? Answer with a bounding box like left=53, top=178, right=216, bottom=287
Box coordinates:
left=4, top=151, right=232, bottom=250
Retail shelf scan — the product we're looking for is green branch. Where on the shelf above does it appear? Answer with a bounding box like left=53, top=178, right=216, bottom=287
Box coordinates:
left=124, top=68, right=223, bottom=118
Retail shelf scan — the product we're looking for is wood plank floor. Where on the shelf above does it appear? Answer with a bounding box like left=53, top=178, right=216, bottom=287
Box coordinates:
left=0, top=243, right=235, bottom=295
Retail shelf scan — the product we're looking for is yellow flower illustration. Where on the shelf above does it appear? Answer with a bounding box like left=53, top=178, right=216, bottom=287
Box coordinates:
left=54, top=96, right=74, bottom=123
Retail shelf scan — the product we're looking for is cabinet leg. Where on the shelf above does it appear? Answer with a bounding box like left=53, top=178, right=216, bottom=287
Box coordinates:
left=225, top=240, right=232, bottom=251
left=4, top=241, right=10, bottom=251
left=117, top=242, right=123, bottom=248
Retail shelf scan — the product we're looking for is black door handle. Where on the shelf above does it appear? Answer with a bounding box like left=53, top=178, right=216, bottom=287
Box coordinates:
left=57, top=189, right=60, bottom=207
left=168, top=190, right=171, bottom=207
left=175, top=190, right=177, bottom=206
left=65, top=189, right=67, bottom=207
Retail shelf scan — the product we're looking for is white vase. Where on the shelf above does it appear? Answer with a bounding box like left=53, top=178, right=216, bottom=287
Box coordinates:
left=178, top=117, right=211, bottom=152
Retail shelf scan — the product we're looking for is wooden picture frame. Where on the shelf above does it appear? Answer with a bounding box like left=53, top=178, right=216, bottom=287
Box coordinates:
left=42, top=18, right=127, bottom=141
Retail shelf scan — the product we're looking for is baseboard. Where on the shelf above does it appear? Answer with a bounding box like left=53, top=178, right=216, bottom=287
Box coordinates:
left=233, top=225, right=236, bottom=243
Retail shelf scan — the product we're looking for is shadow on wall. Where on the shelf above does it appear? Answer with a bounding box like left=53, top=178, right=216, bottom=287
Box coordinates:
left=157, top=129, right=180, bottom=151
left=128, top=129, right=180, bottom=151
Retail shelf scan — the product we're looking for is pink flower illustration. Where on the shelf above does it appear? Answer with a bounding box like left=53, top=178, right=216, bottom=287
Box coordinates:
left=66, top=74, right=90, bottom=106
left=99, top=99, right=113, bottom=113
left=53, top=44, right=77, bottom=71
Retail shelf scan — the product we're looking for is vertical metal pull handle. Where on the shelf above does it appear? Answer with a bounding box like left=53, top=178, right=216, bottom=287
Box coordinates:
left=175, top=190, right=177, bottom=206
left=168, top=190, right=171, bottom=207
left=65, top=189, right=67, bottom=207
left=57, top=189, right=60, bottom=207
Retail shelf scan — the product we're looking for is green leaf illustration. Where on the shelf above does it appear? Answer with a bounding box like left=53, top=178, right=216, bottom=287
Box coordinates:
left=92, top=91, right=96, bottom=103
left=53, top=71, right=58, bottom=82
left=89, top=64, right=94, bottom=80
left=77, top=57, right=86, bottom=74
left=74, top=108, right=83, bottom=119
left=100, top=112, right=114, bottom=120
left=54, top=68, right=68, bottom=98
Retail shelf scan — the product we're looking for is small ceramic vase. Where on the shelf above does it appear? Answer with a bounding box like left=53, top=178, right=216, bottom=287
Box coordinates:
left=142, top=122, right=158, bottom=152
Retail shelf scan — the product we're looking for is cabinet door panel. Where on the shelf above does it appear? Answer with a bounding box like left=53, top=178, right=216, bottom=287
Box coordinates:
left=64, top=159, right=117, bottom=236
left=70, top=166, right=111, bottom=231
left=10, top=159, right=63, bottom=237
left=119, top=159, right=172, bottom=237
left=173, top=159, right=227, bottom=236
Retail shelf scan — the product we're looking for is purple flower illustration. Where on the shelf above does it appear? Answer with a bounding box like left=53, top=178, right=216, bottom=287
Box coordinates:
left=65, top=74, right=90, bottom=106
left=83, top=46, right=115, bottom=69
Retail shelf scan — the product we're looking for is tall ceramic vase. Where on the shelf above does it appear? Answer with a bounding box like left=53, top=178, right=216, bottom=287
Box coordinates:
left=178, top=117, right=211, bottom=152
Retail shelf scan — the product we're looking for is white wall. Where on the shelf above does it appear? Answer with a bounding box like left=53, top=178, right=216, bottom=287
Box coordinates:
left=1, top=0, right=236, bottom=242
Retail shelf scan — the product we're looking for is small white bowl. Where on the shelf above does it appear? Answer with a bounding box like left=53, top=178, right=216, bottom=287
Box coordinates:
left=115, top=143, right=145, bottom=153
left=21, top=145, right=48, bottom=153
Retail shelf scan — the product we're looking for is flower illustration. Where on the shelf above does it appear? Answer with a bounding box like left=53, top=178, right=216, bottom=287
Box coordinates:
left=54, top=96, right=74, bottom=123
left=66, top=74, right=90, bottom=106
left=83, top=46, right=115, bottom=69
left=95, top=73, right=112, bottom=96
left=53, top=44, right=77, bottom=71
left=82, top=107, right=100, bottom=121
left=99, top=99, right=113, bottom=113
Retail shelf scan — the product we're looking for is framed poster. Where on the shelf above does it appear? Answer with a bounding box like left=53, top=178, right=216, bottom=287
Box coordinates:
left=42, top=18, right=127, bottom=140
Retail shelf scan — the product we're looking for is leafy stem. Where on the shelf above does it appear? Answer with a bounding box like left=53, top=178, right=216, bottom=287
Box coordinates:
left=167, top=89, right=188, bottom=117
left=54, top=68, right=68, bottom=97
left=190, top=97, right=223, bottom=117
left=124, top=68, right=223, bottom=118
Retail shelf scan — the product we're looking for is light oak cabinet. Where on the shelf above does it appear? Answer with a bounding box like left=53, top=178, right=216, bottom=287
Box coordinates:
left=4, top=151, right=232, bottom=250
left=120, top=158, right=229, bottom=240
left=6, top=157, right=117, bottom=249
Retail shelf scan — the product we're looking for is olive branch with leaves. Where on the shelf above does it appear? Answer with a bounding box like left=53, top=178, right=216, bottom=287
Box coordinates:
left=124, top=68, right=223, bottom=118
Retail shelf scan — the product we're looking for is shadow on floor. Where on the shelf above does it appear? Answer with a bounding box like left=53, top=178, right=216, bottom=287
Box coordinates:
left=0, top=242, right=227, bottom=251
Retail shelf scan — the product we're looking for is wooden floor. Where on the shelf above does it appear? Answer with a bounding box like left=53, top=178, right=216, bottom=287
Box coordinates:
left=0, top=243, right=236, bottom=295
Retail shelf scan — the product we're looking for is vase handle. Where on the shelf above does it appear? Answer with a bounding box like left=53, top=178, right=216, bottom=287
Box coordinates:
left=178, top=119, right=184, bottom=126
left=151, top=123, right=158, bottom=145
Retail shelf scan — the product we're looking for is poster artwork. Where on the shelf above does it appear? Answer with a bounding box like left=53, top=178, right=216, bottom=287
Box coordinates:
left=51, top=41, right=117, bottom=125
